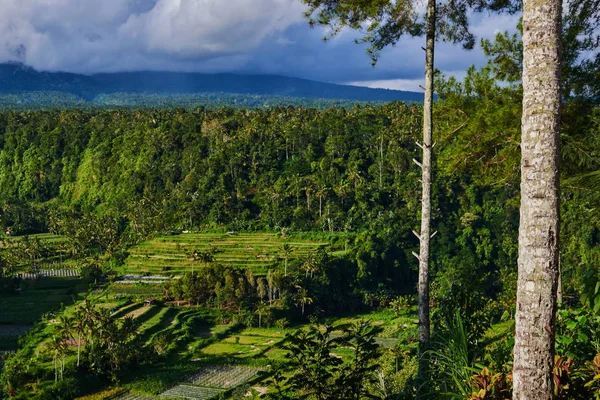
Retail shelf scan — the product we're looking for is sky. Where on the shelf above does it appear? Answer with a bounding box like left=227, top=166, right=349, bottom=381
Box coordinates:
left=0, top=0, right=520, bottom=91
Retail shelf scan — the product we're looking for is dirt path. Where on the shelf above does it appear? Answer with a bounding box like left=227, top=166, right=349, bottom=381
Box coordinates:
left=120, top=306, right=149, bottom=320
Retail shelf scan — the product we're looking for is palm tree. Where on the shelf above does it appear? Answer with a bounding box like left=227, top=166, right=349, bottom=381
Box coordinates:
left=80, top=299, right=98, bottom=354
left=295, top=286, right=313, bottom=317
left=56, top=315, right=73, bottom=380
left=48, top=336, right=66, bottom=382
left=302, top=178, right=315, bottom=212
left=315, top=186, right=328, bottom=218
left=72, top=310, right=86, bottom=367
left=186, top=248, right=200, bottom=274
left=255, top=301, right=269, bottom=328
left=334, top=179, right=349, bottom=210
left=280, top=244, right=292, bottom=277
left=302, top=252, right=319, bottom=279
left=266, top=270, right=275, bottom=306
left=58, top=315, right=72, bottom=340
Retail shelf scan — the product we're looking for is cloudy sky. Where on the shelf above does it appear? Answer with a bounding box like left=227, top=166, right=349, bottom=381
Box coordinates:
left=0, top=0, right=519, bottom=91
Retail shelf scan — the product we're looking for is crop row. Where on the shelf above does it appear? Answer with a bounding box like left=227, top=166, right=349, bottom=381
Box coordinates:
left=186, top=364, right=261, bottom=388
left=160, top=384, right=224, bottom=400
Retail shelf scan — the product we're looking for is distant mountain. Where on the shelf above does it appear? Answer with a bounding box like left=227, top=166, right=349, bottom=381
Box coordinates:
left=0, top=62, right=423, bottom=107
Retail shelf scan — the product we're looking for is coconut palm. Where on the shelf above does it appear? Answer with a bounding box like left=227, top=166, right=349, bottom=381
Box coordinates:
left=80, top=299, right=98, bottom=354
left=57, top=315, right=72, bottom=341
left=295, top=286, right=313, bottom=317
left=186, top=248, right=200, bottom=274
left=255, top=301, right=270, bottom=328
left=302, top=252, right=319, bottom=279
left=280, top=244, right=292, bottom=277
left=47, top=335, right=66, bottom=382
left=315, top=185, right=328, bottom=218
left=72, top=310, right=86, bottom=367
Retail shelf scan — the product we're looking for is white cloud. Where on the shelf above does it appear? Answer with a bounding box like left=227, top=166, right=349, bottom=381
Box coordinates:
left=0, top=1, right=521, bottom=83
left=119, top=0, right=304, bottom=57
left=0, top=0, right=306, bottom=73
left=348, top=70, right=467, bottom=92
left=348, top=79, right=424, bottom=92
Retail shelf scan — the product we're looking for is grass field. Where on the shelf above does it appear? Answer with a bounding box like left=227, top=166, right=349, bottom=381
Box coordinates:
left=2, top=233, right=67, bottom=244
left=120, top=232, right=334, bottom=276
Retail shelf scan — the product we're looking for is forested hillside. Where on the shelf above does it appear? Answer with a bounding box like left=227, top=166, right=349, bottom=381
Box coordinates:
left=0, top=63, right=422, bottom=109
left=0, top=64, right=598, bottom=304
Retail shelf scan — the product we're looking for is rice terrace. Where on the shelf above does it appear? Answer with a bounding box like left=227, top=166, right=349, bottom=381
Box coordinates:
left=121, top=232, right=331, bottom=276
left=1, top=230, right=418, bottom=399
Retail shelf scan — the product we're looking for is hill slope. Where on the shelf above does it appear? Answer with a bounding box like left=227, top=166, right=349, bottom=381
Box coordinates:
left=0, top=63, right=422, bottom=107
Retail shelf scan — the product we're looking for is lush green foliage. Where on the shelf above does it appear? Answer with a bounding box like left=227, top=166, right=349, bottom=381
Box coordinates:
left=264, top=321, right=383, bottom=399
left=0, top=12, right=599, bottom=398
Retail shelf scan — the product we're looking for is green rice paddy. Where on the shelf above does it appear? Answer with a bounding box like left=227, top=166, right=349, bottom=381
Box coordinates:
left=120, top=232, right=331, bottom=275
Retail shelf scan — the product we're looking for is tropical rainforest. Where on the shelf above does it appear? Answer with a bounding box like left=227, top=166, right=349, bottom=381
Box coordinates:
left=0, top=11, right=599, bottom=400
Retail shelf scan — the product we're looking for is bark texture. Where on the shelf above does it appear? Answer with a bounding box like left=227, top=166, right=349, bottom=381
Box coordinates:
left=418, top=0, right=436, bottom=349
left=512, top=0, right=562, bottom=397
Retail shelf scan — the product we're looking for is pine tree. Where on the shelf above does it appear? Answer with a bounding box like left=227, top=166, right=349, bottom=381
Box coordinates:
left=301, top=0, right=517, bottom=355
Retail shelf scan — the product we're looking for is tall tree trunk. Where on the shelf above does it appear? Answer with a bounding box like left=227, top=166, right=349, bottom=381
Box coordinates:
left=512, top=0, right=562, bottom=397
left=417, top=0, right=436, bottom=355
left=557, top=255, right=563, bottom=303
left=319, top=195, right=322, bottom=217
left=379, top=134, right=384, bottom=189
left=77, top=332, right=81, bottom=367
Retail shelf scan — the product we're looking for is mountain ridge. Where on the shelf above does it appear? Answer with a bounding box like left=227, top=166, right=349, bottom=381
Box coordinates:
left=0, top=62, right=423, bottom=104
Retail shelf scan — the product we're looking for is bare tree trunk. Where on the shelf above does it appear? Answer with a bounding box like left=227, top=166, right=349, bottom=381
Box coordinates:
left=319, top=195, right=322, bottom=217
left=77, top=332, right=81, bottom=367
left=512, top=0, right=562, bottom=397
left=416, top=0, right=436, bottom=355
left=379, top=134, right=384, bottom=189
left=557, top=255, right=563, bottom=303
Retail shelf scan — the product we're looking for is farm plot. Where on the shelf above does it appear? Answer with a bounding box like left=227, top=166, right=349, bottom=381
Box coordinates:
left=116, top=393, right=159, bottom=400
left=108, top=283, right=164, bottom=297
left=152, top=364, right=263, bottom=399
left=122, top=305, right=152, bottom=320
left=160, top=384, right=224, bottom=400
left=186, top=364, right=261, bottom=388
left=121, top=233, right=329, bottom=276
left=199, top=327, right=288, bottom=359
left=20, top=269, right=79, bottom=279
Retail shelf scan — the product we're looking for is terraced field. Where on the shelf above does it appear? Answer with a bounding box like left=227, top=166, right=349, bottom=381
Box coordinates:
left=121, top=233, right=330, bottom=276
